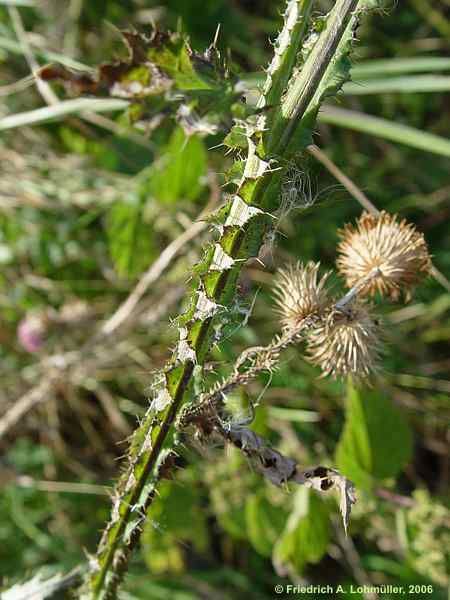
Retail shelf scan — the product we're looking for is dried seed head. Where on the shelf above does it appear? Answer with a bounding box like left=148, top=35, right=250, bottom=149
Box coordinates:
left=272, top=261, right=331, bottom=331
left=336, top=211, right=432, bottom=301
left=306, top=302, right=381, bottom=381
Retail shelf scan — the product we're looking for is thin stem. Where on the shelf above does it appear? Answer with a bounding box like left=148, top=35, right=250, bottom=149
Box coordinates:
left=269, top=0, right=360, bottom=155
left=8, top=5, right=58, bottom=105
left=334, top=268, right=381, bottom=310
left=307, top=144, right=378, bottom=214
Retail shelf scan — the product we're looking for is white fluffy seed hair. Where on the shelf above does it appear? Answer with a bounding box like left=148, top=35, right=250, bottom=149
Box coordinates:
left=336, top=211, right=432, bottom=301
left=306, top=302, right=381, bottom=381
left=272, top=261, right=331, bottom=331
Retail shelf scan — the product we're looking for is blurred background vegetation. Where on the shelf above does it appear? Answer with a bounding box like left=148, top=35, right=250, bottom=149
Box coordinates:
left=0, top=0, right=449, bottom=598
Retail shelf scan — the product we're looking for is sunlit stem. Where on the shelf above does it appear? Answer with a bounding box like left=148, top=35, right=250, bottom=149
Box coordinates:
left=334, top=267, right=381, bottom=311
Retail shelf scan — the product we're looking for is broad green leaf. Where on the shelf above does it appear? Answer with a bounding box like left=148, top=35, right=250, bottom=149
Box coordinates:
left=212, top=496, right=248, bottom=541
left=336, top=382, right=413, bottom=490
left=146, top=34, right=212, bottom=91
left=142, top=479, right=208, bottom=574
left=223, top=126, right=248, bottom=151
left=245, top=491, right=287, bottom=557
left=106, top=195, right=157, bottom=278
left=273, top=487, right=329, bottom=573
left=319, top=106, right=450, bottom=158
left=209, top=452, right=254, bottom=540
left=145, top=127, right=207, bottom=205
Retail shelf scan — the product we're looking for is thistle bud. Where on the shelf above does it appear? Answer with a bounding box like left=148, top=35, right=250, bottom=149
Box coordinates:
left=306, top=302, right=381, bottom=381
left=336, top=211, right=431, bottom=301
left=272, top=262, right=331, bottom=331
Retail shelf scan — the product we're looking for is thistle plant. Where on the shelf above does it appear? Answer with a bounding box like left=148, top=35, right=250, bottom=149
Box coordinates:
left=181, top=212, right=431, bottom=432
left=34, top=1, right=437, bottom=597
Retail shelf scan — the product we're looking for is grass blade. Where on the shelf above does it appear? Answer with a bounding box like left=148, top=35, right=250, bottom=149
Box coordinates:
left=351, top=56, right=450, bottom=78
left=0, top=34, right=91, bottom=71
left=0, top=98, right=128, bottom=130
left=343, top=74, right=450, bottom=94
left=319, top=105, right=450, bottom=158
left=0, top=0, right=35, bottom=5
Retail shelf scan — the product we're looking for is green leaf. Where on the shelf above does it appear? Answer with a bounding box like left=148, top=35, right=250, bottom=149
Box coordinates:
left=319, top=106, right=450, bottom=158
left=336, top=381, right=413, bottom=490
left=146, top=127, right=207, bottom=205
left=38, top=30, right=238, bottom=135
left=223, top=125, right=248, bottom=152
left=213, top=497, right=248, bottom=541
left=106, top=195, right=157, bottom=278
left=209, top=452, right=253, bottom=541
left=245, top=491, right=287, bottom=557
left=141, top=479, right=208, bottom=574
left=146, top=33, right=212, bottom=91
left=273, top=487, right=329, bottom=573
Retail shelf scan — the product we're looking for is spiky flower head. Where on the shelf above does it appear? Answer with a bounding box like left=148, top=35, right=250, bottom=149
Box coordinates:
left=306, top=302, right=381, bottom=381
left=336, top=211, right=431, bottom=301
left=272, top=261, right=331, bottom=331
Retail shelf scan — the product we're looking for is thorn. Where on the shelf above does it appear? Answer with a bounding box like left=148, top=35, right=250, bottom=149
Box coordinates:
left=208, top=142, right=227, bottom=152
left=213, top=23, right=221, bottom=48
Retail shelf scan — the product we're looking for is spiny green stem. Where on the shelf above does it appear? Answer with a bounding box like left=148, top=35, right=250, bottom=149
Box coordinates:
left=267, top=0, right=372, bottom=156
left=84, top=364, right=193, bottom=600
left=257, top=0, right=314, bottom=111
left=85, top=449, right=176, bottom=600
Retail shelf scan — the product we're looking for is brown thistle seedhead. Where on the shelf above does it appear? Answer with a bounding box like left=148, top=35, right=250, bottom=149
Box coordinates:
left=336, top=211, right=432, bottom=301
left=306, top=302, right=381, bottom=381
left=272, top=261, right=331, bottom=331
